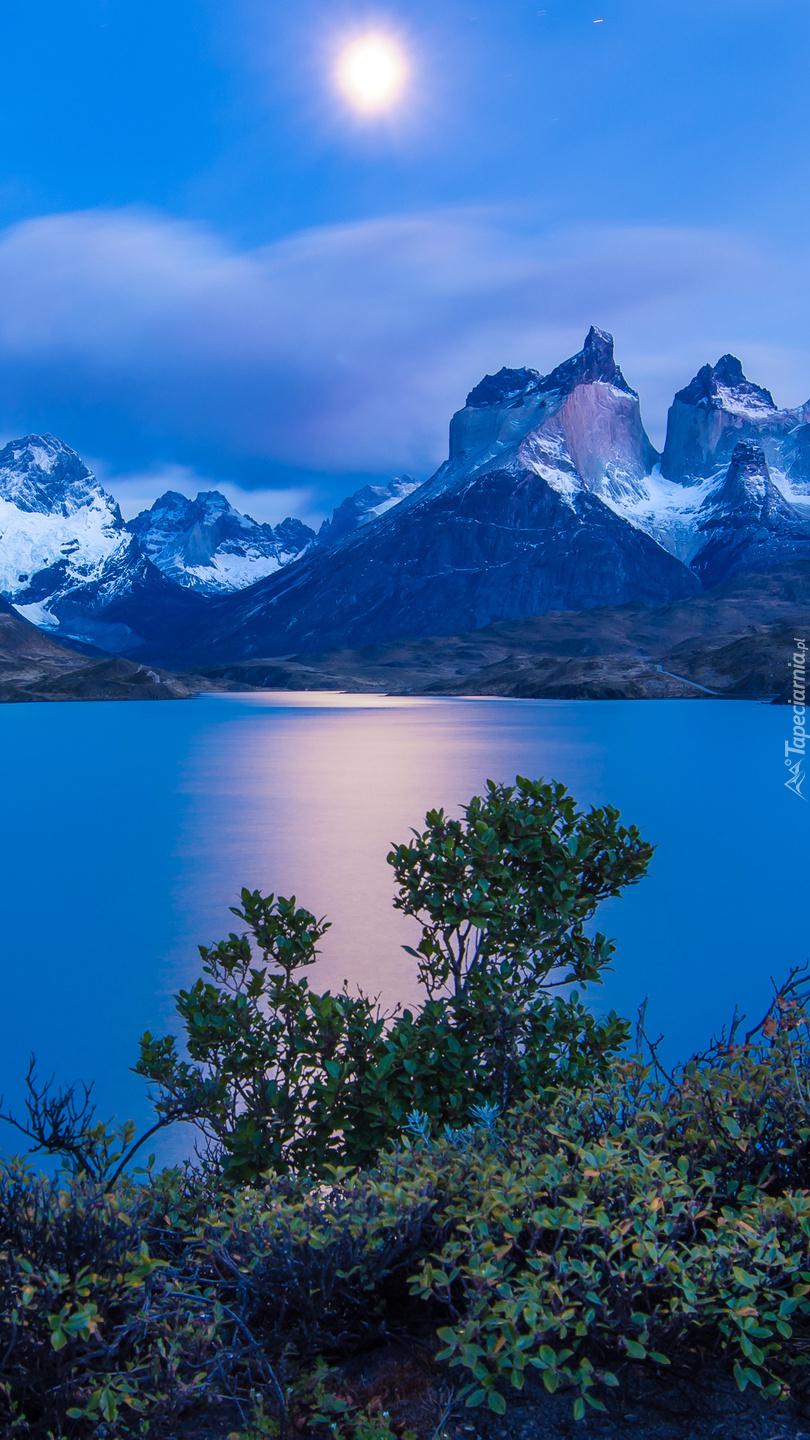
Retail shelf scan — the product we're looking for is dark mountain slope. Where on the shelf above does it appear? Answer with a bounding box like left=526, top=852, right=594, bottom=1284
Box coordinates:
left=154, top=329, right=698, bottom=666
left=691, top=442, right=810, bottom=588
left=0, top=593, right=219, bottom=702
left=157, top=459, right=698, bottom=667
left=195, top=561, right=809, bottom=703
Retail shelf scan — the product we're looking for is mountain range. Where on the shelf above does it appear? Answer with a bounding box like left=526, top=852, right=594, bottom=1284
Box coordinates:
left=1, top=327, right=809, bottom=669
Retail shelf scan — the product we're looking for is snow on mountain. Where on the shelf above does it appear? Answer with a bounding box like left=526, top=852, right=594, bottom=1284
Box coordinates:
left=690, top=441, right=810, bottom=588
left=0, top=441, right=226, bottom=650
left=593, top=354, right=810, bottom=563
left=316, top=475, right=422, bottom=546
left=157, top=330, right=702, bottom=664
left=0, top=435, right=127, bottom=628
left=436, top=326, right=657, bottom=509
left=127, top=490, right=315, bottom=594
left=660, top=354, right=810, bottom=487
left=43, top=532, right=210, bottom=655
left=3, top=333, right=810, bottom=666
left=0, top=442, right=320, bottom=647
left=152, top=327, right=810, bottom=666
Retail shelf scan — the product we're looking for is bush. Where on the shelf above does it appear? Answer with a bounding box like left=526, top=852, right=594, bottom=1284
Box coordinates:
left=0, top=1162, right=216, bottom=1435
left=7, top=773, right=810, bottom=1436
left=402, top=1056, right=810, bottom=1418
left=6, top=1024, right=810, bottom=1435
left=136, top=777, right=651, bottom=1181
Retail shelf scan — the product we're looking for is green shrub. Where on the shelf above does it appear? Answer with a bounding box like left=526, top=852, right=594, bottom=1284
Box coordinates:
left=136, top=777, right=651, bottom=1181
left=6, top=773, right=810, bottom=1435
left=400, top=1064, right=810, bottom=1417
left=0, top=1161, right=216, bottom=1435
left=6, top=1016, right=810, bottom=1434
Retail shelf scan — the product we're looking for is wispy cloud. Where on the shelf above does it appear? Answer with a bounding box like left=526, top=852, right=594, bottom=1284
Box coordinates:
left=89, top=459, right=324, bottom=527
left=0, top=205, right=805, bottom=481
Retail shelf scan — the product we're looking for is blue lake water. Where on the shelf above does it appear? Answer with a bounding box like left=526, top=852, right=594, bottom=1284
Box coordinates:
left=0, top=693, right=807, bottom=1162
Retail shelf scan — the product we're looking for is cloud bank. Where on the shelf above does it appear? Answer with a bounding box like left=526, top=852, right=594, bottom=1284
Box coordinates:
left=0, top=205, right=806, bottom=491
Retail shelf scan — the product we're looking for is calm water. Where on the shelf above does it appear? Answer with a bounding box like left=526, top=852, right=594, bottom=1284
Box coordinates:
left=0, top=693, right=806, bottom=1160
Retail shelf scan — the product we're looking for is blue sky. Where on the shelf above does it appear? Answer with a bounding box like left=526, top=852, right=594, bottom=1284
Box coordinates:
left=0, top=0, right=808, bottom=522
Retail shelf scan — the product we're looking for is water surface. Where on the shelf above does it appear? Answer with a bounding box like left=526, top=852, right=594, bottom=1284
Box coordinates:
left=0, top=694, right=806, bottom=1158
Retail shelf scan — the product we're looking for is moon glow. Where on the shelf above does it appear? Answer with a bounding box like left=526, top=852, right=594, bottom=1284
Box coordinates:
left=336, top=35, right=408, bottom=112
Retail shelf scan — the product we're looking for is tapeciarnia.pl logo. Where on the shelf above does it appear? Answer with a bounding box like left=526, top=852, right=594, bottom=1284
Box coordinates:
left=785, top=637, right=807, bottom=800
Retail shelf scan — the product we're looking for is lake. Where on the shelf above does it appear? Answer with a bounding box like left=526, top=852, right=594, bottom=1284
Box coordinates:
left=0, top=693, right=806, bottom=1162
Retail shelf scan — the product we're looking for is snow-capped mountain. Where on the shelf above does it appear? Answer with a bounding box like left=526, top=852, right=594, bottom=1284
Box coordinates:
left=0, top=435, right=127, bottom=630
left=43, top=533, right=210, bottom=655
left=0, top=442, right=320, bottom=647
left=128, top=490, right=315, bottom=594
left=316, top=475, right=421, bottom=546
left=661, top=354, right=810, bottom=493
left=592, top=353, right=810, bottom=568
left=156, top=329, right=706, bottom=664
left=3, top=330, right=810, bottom=667
left=150, top=327, right=810, bottom=666
left=690, top=440, right=810, bottom=588
left=442, top=326, right=658, bottom=508
left=0, top=435, right=203, bottom=655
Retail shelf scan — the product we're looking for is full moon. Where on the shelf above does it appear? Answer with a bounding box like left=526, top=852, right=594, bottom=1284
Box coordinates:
left=336, top=35, right=408, bottom=112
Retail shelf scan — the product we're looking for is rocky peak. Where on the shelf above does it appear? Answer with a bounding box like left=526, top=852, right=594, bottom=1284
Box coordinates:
left=661, top=355, right=790, bottom=484
left=463, top=329, right=632, bottom=416
left=537, top=326, right=634, bottom=399
left=192, top=490, right=239, bottom=519
left=465, top=368, right=542, bottom=409
left=675, top=356, right=776, bottom=414
left=448, top=328, right=638, bottom=468
left=127, top=488, right=315, bottom=593
left=713, top=441, right=788, bottom=511
left=0, top=434, right=122, bottom=523
left=317, top=475, right=422, bottom=547
left=690, top=440, right=810, bottom=587
left=728, top=438, right=769, bottom=473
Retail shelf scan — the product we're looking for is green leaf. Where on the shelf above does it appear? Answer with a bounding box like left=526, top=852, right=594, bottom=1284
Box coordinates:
left=624, top=1340, right=647, bottom=1359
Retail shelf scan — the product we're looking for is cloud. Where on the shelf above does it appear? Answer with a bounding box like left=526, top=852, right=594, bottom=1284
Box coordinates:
left=0, top=204, right=805, bottom=479
left=90, top=459, right=324, bottom=527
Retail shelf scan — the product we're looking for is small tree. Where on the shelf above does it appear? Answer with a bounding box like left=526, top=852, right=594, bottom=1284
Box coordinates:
left=371, top=776, right=652, bottom=1122
left=137, top=777, right=654, bottom=1180
left=136, top=892, right=385, bottom=1182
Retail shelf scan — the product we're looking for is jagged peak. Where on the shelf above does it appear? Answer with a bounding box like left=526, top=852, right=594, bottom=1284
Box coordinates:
left=675, top=356, right=777, bottom=412
left=538, top=325, right=634, bottom=398
left=0, top=432, right=120, bottom=521
left=713, top=439, right=790, bottom=513
left=138, top=489, right=235, bottom=519
left=465, top=367, right=541, bottom=409
left=0, top=432, right=88, bottom=472
left=729, top=439, right=768, bottom=470
left=194, top=490, right=238, bottom=514
left=463, top=328, right=634, bottom=413
left=148, top=490, right=194, bottom=508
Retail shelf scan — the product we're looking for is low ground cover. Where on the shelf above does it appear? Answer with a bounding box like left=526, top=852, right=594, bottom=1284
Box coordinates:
left=1, top=778, right=808, bottom=1438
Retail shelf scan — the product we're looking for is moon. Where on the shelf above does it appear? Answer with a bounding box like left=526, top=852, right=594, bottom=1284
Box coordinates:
left=335, top=34, right=408, bottom=113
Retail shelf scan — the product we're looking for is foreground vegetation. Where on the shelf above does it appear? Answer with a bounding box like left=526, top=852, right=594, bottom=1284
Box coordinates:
left=1, top=778, right=809, bottom=1438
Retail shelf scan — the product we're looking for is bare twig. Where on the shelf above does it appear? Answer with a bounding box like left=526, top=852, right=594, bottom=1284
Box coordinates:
left=172, top=1291, right=287, bottom=1436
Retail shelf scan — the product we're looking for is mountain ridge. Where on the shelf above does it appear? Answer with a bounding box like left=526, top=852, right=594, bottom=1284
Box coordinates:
left=147, top=327, right=810, bottom=666
left=2, top=328, right=810, bottom=665
left=193, top=560, right=810, bottom=703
